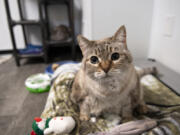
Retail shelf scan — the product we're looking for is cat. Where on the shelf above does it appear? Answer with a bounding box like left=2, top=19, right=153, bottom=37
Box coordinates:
left=50, top=25, right=70, bottom=41
left=71, top=25, right=156, bottom=121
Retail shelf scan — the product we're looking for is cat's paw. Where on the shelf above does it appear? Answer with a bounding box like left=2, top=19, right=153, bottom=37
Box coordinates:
left=137, top=104, right=148, bottom=114
left=122, top=116, right=135, bottom=123
left=80, top=114, right=90, bottom=121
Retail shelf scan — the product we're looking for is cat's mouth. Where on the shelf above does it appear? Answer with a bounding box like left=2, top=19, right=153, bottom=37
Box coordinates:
left=94, top=72, right=111, bottom=79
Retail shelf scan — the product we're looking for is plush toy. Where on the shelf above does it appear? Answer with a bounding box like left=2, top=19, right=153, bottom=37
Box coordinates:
left=29, top=116, right=76, bottom=135
left=44, top=116, right=76, bottom=134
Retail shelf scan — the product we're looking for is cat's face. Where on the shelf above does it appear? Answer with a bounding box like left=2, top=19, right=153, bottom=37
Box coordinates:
left=78, top=25, right=132, bottom=79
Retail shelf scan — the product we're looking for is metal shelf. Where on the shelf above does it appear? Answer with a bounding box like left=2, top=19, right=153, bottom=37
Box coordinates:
left=4, top=0, right=76, bottom=66
left=11, top=20, right=42, bottom=26
left=45, top=38, right=73, bottom=46
left=18, top=53, right=44, bottom=59
left=40, top=0, right=76, bottom=61
left=43, top=0, right=68, bottom=5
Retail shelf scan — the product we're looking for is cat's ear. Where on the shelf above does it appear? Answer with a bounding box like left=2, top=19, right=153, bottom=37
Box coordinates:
left=113, top=25, right=127, bottom=49
left=77, top=35, right=91, bottom=55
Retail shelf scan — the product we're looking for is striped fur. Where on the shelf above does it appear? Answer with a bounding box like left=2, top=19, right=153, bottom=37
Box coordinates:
left=71, top=25, right=155, bottom=121
left=136, top=67, right=157, bottom=78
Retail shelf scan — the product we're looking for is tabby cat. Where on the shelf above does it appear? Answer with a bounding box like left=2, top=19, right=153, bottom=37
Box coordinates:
left=71, top=25, right=156, bottom=121
left=50, top=25, right=70, bottom=41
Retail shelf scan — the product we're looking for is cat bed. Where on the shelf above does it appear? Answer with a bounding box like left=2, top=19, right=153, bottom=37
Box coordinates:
left=41, top=63, right=180, bottom=135
left=45, top=61, right=79, bottom=75
left=19, top=44, right=42, bottom=55
left=50, top=25, right=71, bottom=41
left=25, top=73, right=51, bottom=93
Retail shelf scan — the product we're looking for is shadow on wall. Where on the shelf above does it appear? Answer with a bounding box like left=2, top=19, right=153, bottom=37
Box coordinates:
left=21, top=0, right=82, bottom=45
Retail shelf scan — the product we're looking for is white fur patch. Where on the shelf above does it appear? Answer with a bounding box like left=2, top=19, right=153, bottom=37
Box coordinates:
left=90, top=117, right=96, bottom=123
left=94, top=71, right=106, bottom=79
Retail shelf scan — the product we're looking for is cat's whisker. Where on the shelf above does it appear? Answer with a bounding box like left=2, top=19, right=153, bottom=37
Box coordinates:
left=110, top=69, right=121, bottom=73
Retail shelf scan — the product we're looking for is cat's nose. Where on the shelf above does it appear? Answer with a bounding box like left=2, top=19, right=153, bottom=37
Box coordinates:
left=103, top=68, right=109, bottom=73
left=100, top=61, right=111, bottom=73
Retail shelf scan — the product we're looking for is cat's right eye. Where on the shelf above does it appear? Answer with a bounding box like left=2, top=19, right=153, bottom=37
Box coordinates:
left=111, top=52, right=120, bottom=61
left=90, top=56, right=99, bottom=64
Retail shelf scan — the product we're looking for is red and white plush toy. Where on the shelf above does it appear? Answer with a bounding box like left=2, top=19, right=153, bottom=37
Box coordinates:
left=44, top=116, right=75, bottom=135
left=30, top=116, right=76, bottom=135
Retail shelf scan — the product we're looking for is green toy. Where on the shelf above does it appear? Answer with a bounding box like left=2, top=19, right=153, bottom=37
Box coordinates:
left=25, top=73, right=51, bottom=93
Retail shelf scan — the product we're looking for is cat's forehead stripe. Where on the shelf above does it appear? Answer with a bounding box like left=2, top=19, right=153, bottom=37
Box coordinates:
left=106, top=45, right=108, bottom=51
left=110, top=47, right=112, bottom=52
left=91, top=43, right=123, bottom=55
left=114, top=47, right=119, bottom=51
left=98, top=48, right=101, bottom=53
left=94, top=49, right=97, bottom=55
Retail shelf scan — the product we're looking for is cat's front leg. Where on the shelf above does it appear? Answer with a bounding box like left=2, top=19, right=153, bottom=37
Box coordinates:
left=121, top=100, right=134, bottom=122
left=136, top=102, right=148, bottom=114
left=71, top=83, right=87, bottom=104
left=79, top=100, right=90, bottom=121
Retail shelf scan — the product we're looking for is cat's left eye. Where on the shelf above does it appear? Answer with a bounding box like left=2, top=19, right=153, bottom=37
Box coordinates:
left=111, top=53, right=120, bottom=61
left=90, top=56, right=99, bottom=64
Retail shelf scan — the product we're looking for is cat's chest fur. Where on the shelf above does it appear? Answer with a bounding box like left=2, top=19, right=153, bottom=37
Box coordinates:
left=84, top=67, right=138, bottom=115
left=86, top=77, right=123, bottom=97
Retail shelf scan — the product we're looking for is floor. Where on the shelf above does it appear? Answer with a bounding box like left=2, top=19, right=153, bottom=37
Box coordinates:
left=0, top=58, right=48, bottom=135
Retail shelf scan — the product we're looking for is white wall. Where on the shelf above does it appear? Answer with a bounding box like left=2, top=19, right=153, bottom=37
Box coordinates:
left=82, top=0, right=92, bottom=39
left=149, top=0, right=180, bottom=74
left=0, top=0, right=25, bottom=50
left=82, top=0, right=154, bottom=59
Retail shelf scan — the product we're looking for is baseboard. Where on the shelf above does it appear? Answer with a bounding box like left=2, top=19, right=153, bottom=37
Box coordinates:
left=0, top=50, right=13, bottom=55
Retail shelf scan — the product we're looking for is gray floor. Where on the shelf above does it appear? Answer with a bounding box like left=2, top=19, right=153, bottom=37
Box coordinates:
left=0, top=58, right=48, bottom=135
